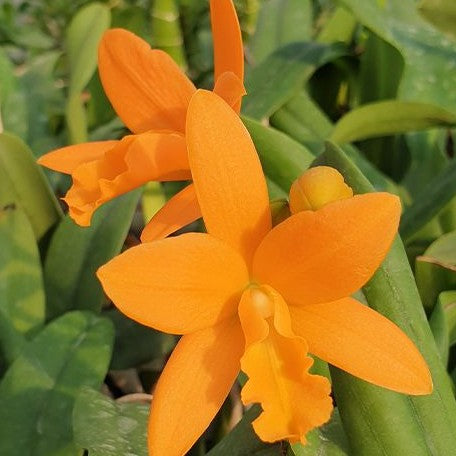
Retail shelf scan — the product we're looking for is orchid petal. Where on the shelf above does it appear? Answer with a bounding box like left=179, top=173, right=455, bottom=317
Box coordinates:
left=213, top=72, right=246, bottom=114
left=98, top=29, right=196, bottom=134
left=149, top=318, right=244, bottom=456
left=253, top=193, right=401, bottom=305
left=37, top=141, right=117, bottom=174
left=140, top=183, right=202, bottom=242
left=187, top=90, right=271, bottom=267
left=64, top=131, right=190, bottom=226
left=290, top=297, right=432, bottom=395
left=210, top=0, right=244, bottom=85
left=97, top=233, right=248, bottom=334
left=239, top=286, right=333, bottom=443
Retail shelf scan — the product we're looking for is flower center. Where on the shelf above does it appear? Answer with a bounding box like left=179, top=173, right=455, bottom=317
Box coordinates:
left=249, top=286, right=274, bottom=319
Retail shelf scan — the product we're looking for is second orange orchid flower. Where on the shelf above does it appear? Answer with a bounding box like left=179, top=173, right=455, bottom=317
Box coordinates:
left=97, top=90, right=432, bottom=455
left=38, top=0, right=244, bottom=238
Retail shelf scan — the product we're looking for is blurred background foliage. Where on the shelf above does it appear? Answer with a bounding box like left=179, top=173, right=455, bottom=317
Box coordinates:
left=1, top=0, right=456, bottom=455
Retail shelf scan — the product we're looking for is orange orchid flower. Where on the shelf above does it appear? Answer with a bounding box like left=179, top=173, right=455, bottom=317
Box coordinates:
left=97, top=90, right=432, bottom=455
left=38, top=0, right=244, bottom=234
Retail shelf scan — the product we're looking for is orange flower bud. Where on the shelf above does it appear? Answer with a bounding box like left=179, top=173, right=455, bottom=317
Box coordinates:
left=289, top=166, right=353, bottom=213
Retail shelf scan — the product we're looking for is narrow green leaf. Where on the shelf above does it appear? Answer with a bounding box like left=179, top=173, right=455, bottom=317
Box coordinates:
left=330, top=101, right=456, bottom=144
left=207, top=405, right=282, bottom=455
left=151, top=0, right=187, bottom=69
left=270, top=91, right=401, bottom=195
left=0, top=132, right=62, bottom=239
left=106, top=308, right=176, bottom=370
left=316, top=141, right=456, bottom=455
left=242, top=116, right=315, bottom=192
left=73, top=387, right=149, bottom=456
left=289, top=410, right=349, bottom=456
left=249, top=0, right=313, bottom=65
left=429, top=291, right=456, bottom=365
left=142, top=181, right=166, bottom=224
left=416, top=230, right=456, bottom=311
left=400, top=159, right=456, bottom=241
left=0, top=311, right=114, bottom=456
left=66, top=3, right=111, bottom=96
left=317, top=7, right=357, bottom=44
left=0, top=206, right=45, bottom=364
left=66, top=2, right=111, bottom=144
left=44, top=189, right=141, bottom=320
left=243, top=42, right=346, bottom=120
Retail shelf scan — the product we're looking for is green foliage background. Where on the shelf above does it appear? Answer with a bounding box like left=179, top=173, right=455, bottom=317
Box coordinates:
left=1, top=0, right=456, bottom=454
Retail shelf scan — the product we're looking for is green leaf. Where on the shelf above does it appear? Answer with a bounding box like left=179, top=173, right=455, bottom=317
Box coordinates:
left=0, top=311, right=114, bottom=456
left=317, top=7, right=357, bottom=45
left=151, top=0, right=187, bottom=69
left=416, top=230, right=456, bottom=311
left=243, top=42, right=346, bottom=120
left=106, top=308, right=176, bottom=370
left=66, top=2, right=110, bottom=144
left=0, top=206, right=45, bottom=364
left=400, top=159, right=456, bottom=241
left=339, top=0, right=456, bottom=114
left=249, top=0, right=313, bottom=64
left=44, top=189, right=141, bottom=320
left=0, top=132, right=62, bottom=239
left=242, top=116, right=315, bottom=192
left=289, top=410, right=349, bottom=456
left=316, top=141, right=456, bottom=455
left=207, top=405, right=282, bottom=455
left=418, top=0, right=456, bottom=39
left=330, top=101, right=456, bottom=144
left=66, top=2, right=111, bottom=95
left=429, top=290, right=456, bottom=366
left=73, top=387, right=149, bottom=456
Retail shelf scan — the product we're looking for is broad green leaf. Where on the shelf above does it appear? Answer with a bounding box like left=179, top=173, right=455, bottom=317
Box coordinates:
left=106, top=308, right=176, bottom=370
left=316, top=142, right=456, bottom=455
left=289, top=410, right=349, bottom=456
left=207, top=405, right=282, bottom=455
left=242, top=116, right=315, bottom=192
left=0, top=206, right=45, bottom=364
left=44, top=189, right=141, bottom=320
left=416, top=230, right=456, bottom=311
left=73, top=387, right=149, bottom=456
left=400, top=159, right=456, bottom=241
left=429, top=291, right=456, bottom=366
left=0, top=132, right=62, bottom=239
left=418, top=0, right=456, bottom=39
left=330, top=101, right=456, bottom=144
left=0, top=311, right=113, bottom=456
left=243, top=42, right=346, bottom=120
left=3, top=51, right=64, bottom=156
left=66, top=2, right=111, bottom=95
left=338, top=0, right=456, bottom=114
left=249, top=0, right=313, bottom=65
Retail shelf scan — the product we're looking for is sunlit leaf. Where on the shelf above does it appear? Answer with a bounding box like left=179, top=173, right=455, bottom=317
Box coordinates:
left=330, top=101, right=456, bottom=144
left=0, top=132, right=62, bottom=240
left=73, top=387, right=149, bottom=456
left=44, top=189, right=141, bottom=320
left=0, top=206, right=45, bottom=365
left=0, top=311, right=113, bottom=456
